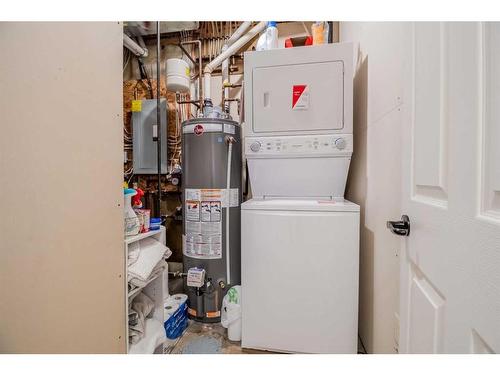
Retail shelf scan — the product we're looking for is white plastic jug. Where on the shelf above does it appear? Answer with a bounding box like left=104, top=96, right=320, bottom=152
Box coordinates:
left=256, top=22, right=279, bottom=51
left=221, top=285, right=242, bottom=341
left=124, top=189, right=140, bottom=236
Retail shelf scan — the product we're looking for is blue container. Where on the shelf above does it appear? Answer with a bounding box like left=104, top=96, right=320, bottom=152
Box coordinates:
left=150, top=217, right=161, bottom=230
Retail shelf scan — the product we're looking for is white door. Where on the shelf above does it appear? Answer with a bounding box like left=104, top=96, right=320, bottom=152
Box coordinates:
left=395, top=22, right=500, bottom=353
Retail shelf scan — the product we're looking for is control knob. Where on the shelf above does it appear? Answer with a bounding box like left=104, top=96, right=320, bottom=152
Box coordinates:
left=250, top=141, right=261, bottom=152
left=335, top=137, right=347, bottom=150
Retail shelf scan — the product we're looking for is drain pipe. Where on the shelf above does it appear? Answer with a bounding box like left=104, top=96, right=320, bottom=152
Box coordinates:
left=221, top=22, right=251, bottom=113
left=123, top=33, right=148, bottom=57
left=203, top=21, right=266, bottom=107
left=156, top=21, right=162, bottom=217
left=137, top=36, right=147, bottom=52
left=180, top=40, right=203, bottom=112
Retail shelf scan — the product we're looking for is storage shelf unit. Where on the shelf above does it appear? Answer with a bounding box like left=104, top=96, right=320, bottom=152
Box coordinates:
left=124, top=226, right=167, bottom=354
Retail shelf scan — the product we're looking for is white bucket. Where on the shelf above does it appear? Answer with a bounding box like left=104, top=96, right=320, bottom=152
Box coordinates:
left=166, top=58, right=190, bottom=92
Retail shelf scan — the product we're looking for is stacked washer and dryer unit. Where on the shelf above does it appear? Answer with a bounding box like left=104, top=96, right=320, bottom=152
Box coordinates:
left=241, top=43, right=360, bottom=353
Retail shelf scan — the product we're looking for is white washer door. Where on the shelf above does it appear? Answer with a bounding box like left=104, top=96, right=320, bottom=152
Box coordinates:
left=241, top=205, right=359, bottom=353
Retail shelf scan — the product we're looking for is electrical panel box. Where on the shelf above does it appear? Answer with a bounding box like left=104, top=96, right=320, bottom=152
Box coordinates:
left=132, top=99, right=168, bottom=174
left=243, top=43, right=353, bottom=137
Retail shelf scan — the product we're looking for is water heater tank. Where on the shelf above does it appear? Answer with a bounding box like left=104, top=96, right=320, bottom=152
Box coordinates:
left=181, top=114, right=241, bottom=323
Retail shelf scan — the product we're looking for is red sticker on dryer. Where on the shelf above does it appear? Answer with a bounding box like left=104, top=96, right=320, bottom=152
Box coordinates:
left=292, top=85, right=309, bottom=110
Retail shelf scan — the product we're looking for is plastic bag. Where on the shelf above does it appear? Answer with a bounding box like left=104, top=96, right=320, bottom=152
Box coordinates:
left=220, top=286, right=242, bottom=341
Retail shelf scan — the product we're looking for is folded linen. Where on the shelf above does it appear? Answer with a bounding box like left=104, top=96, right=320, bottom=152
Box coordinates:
left=128, top=241, right=141, bottom=266
left=128, top=237, right=170, bottom=282
left=129, top=292, right=155, bottom=344
left=129, top=318, right=166, bottom=354
left=128, top=254, right=168, bottom=288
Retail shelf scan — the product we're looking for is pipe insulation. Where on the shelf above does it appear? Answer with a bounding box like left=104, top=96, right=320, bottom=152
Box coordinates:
left=204, top=21, right=266, bottom=102
left=123, top=33, right=148, bottom=57
left=225, top=21, right=252, bottom=48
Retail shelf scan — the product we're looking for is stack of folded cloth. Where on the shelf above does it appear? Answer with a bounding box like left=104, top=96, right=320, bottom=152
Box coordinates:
left=129, top=292, right=166, bottom=353
left=129, top=292, right=154, bottom=345
left=128, top=237, right=172, bottom=289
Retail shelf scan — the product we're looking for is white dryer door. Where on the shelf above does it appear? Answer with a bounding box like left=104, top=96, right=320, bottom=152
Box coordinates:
left=252, top=61, right=344, bottom=134
left=241, top=205, right=359, bottom=353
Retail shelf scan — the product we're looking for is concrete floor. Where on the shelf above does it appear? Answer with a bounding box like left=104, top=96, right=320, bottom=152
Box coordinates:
left=164, top=319, right=366, bottom=354
left=165, top=320, right=274, bottom=354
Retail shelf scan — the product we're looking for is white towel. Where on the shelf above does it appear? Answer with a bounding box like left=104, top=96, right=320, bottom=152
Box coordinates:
left=129, top=318, right=166, bottom=354
left=128, top=241, right=141, bottom=266
left=128, top=238, right=170, bottom=282
left=129, top=292, right=155, bottom=344
left=128, top=257, right=168, bottom=288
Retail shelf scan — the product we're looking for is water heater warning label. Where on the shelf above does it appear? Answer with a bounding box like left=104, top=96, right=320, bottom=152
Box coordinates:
left=200, top=201, right=221, bottom=222
left=186, top=200, right=200, bottom=221
left=292, top=84, right=309, bottom=110
left=184, top=188, right=229, bottom=259
left=185, top=188, right=239, bottom=208
left=184, top=221, right=222, bottom=259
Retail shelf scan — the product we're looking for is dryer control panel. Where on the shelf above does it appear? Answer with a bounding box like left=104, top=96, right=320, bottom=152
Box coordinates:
left=245, top=134, right=353, bottom=158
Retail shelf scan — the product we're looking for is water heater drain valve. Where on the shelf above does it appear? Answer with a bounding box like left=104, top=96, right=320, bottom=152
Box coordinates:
left=187, top=267, right=206, bottom=288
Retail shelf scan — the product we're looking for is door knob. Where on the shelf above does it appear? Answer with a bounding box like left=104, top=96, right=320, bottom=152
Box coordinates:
left=387, top=215, right=410, bottom=236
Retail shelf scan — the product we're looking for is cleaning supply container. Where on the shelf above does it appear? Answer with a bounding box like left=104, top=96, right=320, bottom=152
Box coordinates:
left=124, top=188, right=140, bottom=236
left=256, top=21, right=279, bottom=51
left=150, top=217, right=161, bottom=230
left=312, top=21, right=330, bottom=45
left=265, top=21, right=278, bottom=49
left=221, top=285, right=242, bottom=341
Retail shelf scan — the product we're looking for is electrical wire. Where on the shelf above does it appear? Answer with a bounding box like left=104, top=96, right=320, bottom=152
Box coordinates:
left=126, top=168, right=135, bottom=185
left=137, top=58, right=154, bottom=99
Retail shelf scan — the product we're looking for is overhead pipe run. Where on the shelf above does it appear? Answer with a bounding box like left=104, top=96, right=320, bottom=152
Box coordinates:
left=203, top=21, right=267, bottom=108
left=179, top=40, right=204, bottom=112
left=123, top=33, right=148, bottom=57
left=137, top=36, right=147, bottom=52
left=225, top=21, right=253, bottom=48
left=221, top=22, right=252, bottom=113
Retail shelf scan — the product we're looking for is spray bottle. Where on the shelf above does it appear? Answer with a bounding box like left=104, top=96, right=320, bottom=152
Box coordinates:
left=124, top=188, right=140, bottom=236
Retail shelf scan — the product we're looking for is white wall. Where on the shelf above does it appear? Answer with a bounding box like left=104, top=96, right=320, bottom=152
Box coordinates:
left=341, top=22, right=408, bottom=353
left=0, top=22, right=125, bottom=353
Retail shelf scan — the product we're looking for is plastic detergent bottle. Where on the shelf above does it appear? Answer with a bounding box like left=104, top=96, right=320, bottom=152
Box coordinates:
left=256, top=21, right=279, bottom=51
left=265, top=21, right=278, bottom=49
left=312, top=21, right=330, bottom=45
left=124, top=188, right=140, bottom=236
